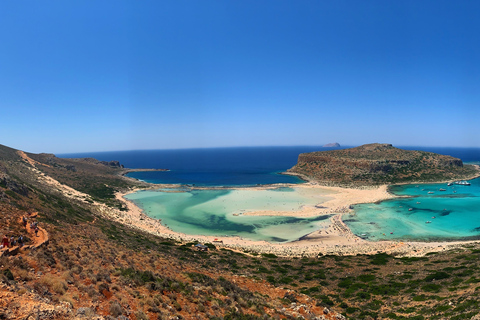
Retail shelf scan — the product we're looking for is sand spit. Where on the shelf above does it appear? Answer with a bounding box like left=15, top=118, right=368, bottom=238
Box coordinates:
left=111, top=183, right=480, bottom=258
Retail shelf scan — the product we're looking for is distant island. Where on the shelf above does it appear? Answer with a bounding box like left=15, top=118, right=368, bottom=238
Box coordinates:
left=323, top=142, right=341, bottom=147
left=289, top=143, right=480, bottom=187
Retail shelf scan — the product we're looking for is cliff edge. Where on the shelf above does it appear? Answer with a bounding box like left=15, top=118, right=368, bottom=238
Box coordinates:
left=288, top=143, right=479, bottom=186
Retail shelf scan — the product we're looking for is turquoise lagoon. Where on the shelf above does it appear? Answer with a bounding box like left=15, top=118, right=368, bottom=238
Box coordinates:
left=125, top=187, right=333, bottom=243
left=126, top=178, right=480, bottom=243
left=345, top=178, right=480, bottom=241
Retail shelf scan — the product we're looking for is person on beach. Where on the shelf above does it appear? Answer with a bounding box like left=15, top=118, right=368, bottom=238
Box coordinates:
left=34, top=226, right=39, bottom=237
left=22, top=216, right=27, bottom=228
left=2, top=235, right=8, bottom=248
left=10, top=236, right=15, bottom=247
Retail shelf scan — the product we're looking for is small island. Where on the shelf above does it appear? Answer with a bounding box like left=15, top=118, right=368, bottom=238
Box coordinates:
left=323, top=142, right=341, bottom=147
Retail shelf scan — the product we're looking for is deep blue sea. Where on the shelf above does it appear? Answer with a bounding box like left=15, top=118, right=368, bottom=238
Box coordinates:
left=59, top=146, right=480, bottom=186
left=59, top=146, right=480, bottom=242
left=60, top=146, right=347, bottom=186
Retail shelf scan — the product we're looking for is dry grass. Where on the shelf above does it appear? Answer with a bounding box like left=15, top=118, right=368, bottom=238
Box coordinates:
left=38, top=274, right=68, bottom=295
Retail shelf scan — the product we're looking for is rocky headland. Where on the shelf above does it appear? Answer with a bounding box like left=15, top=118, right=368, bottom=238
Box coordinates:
left=288, top=143, right=480, bottom=187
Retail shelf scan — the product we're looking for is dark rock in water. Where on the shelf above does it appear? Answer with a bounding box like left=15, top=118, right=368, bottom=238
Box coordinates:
left=323, top=142, right=341, bottom=147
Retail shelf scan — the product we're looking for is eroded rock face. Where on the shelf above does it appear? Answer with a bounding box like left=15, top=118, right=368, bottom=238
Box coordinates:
left=0, top=175, right=29, bottom=196
left=99, top=160, right=124, bottom=168
left=289, top=143, right=472, bottom=186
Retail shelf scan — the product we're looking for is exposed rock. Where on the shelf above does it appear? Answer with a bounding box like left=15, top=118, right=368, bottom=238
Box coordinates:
left=65, top=165, right=77, bottom=172
left=99, top=160, right=124, bottom=168
left=0, top=175, right=29, bottom=196
left=75, top=307, right=104, bottom=319
left=284, top=292, right=297, bottom=302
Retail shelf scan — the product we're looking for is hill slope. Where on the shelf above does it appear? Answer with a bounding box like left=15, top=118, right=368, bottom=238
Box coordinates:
left=288, top=143, right=479, bottom=186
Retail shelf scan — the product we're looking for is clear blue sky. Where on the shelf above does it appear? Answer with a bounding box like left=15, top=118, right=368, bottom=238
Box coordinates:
left=1, top=1, right=479, bottom=153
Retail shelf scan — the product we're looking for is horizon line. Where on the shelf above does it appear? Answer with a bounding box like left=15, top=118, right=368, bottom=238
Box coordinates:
left=56, top=144, right=480, bottom=156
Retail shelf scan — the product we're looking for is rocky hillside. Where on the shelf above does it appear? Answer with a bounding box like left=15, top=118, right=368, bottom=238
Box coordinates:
left=289, top=143, right=479, bottom=186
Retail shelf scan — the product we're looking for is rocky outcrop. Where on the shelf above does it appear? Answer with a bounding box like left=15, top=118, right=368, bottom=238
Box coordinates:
left=99, top=160, right=124, bottom=168
left=289, top=143, right=477, bottom=186
left=323, top=142, right=341, bottom=147
left=0, top=174, right=29, bottom=196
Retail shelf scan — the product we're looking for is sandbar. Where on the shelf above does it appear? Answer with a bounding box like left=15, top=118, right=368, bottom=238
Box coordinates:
left=107, top=182, right=480, bottom=257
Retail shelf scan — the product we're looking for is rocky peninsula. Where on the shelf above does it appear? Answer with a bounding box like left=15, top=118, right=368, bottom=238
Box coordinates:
left=288, top=143, right=479, bottom=187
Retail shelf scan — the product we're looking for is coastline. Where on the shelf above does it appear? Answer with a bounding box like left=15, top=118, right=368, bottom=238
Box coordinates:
left=110, top=181, right=480, bottom=257
left=119, top=168, right=170, bottom=176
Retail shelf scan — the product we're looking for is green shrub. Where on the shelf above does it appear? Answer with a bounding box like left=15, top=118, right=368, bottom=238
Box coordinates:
left=422, top=283, right=442, bottom=293
left=424, top=271, right=450, bottom=282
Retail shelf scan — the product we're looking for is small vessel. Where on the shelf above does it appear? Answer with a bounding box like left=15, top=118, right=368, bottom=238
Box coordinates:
left=428, top=191, right=434, bottom=194
left=454, top=181, right=471, bottom=186
left=416, top=202, right=421, bottom=204
left=439, top=188, right=446, bottom=191
left=425, top=221, right=432, bottom=224
left=432, top=216, right=436, bottom=219
left=447, top=182, right=453, bottom=186
left=408, top=208, right=413, bottom=211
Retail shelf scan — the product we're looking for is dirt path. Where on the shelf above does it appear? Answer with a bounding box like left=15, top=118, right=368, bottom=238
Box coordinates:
left=21, top=213, right=49, bottom=249
left=0, top=213, right=50, bottom=256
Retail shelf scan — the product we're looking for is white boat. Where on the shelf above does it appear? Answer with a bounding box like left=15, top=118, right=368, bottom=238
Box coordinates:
left=454, top=181, right=471, bottom=186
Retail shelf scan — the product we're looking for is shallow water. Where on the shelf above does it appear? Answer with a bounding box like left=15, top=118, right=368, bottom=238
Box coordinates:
left=125, top=187, right=333, bottom=242
left=346, top=178, right=480, bottom=241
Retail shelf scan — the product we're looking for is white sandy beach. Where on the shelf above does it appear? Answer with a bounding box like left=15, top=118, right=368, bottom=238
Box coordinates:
left=111, top=183, right=479, bottom=257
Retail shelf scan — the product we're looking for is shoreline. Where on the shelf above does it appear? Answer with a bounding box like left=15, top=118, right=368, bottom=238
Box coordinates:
left=119, top=168, right=170, bottom=176
left=111, top=179, right=480, bottom=257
